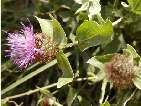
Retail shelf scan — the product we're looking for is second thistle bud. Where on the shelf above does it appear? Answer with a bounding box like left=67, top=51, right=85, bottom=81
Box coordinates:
left=35, top=33, right=59, bottom=63
left=105, top=53, right=135, bottom=89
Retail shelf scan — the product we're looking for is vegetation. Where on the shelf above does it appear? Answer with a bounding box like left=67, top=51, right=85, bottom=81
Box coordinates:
left=1, top=0, right=141, bottom=106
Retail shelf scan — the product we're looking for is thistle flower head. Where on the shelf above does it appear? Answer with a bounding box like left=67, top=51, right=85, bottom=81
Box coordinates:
left=6, top=22, right=37, bottom=68
left=35, top=33, right=59, bottom=63
left=6, top=22, right=59, bottom=69
left=105, top=53, right=135, bottom=89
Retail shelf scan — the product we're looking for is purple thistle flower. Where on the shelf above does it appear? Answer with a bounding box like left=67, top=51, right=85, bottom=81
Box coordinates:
left=6, top=22, right=37, bottom=68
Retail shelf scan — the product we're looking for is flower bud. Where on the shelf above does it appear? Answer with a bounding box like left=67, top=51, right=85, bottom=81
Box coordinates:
left=35, top=33, right=59, bottom=63
left=105, top=53, right=135, bottom=89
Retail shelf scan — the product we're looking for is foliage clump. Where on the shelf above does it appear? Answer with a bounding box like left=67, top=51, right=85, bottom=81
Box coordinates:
left=1, top=0, right=141, bottom=106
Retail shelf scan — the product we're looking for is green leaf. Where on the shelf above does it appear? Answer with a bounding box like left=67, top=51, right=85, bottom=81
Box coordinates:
left=126, top=44, right=140, bottom=58
left=87, top=57, right=105, bottom=71
left=102, top=34, right=126, bottom=54
left=87, top=57, right=106, bottom=81
left=125, top=44, right=141, bottom=90
left=35, top=16, right=53, bottom=38
left=50, top=15, right=67, bottom=49
left=67, top=86, right=77, bottom=106
left=95, top=54, right=113, bottom=63
left=128, top=0, right=141, bottom=14
left=123, top=44, right=141, bottom=65
left=133, top=75, right=141, bottom=90
left=57, top=51, right=73, bottom=88
left=101, top=101, right=110, bottom=106
left=76, top=20, right=113, bottom=51
left=35, top=16, right=67, bottom=49
left=57, top=78, right=73, bottom=88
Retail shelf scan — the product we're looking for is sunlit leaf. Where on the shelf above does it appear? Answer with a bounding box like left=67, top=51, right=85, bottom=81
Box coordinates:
left=76, top=20, right=113, bottom=51
left=35, top=16, right=67, bottom=49
left=123, top=44, right=141, bottom=65
left=50, top=15, right=67, bottom=49
left=35, top=16, right=53, bottom=38
left=128, top=0, right=141, bottom=14
left=87, top=57, right=105, bottom=71
left=126, top=44, right=140, bottom=58
left=87, top=57, right=106, bottom=81
left=101, top=101, right=110, bottom=106
left=57, top=51, right=73, bottom=88
left=133, top=74, right=141, bottom=90
left=95, top=54, right=113, bottom=63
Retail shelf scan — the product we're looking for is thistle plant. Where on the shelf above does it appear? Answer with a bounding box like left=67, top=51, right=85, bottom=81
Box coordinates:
left=6, top=22, right=59, bottom=68
left=2, top=0, right=141, bottom=106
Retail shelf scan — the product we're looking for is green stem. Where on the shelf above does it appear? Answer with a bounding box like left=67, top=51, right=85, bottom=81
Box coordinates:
left=2, top=52, right=73, bottom=96
left=113, top=0, right=119, bottom=10
left=3, top=83, right=57, bottom=101
left=3, top=77, right=94, bottom=100
left=99, top=79, right=108, bottom=104
left=112, top=17, right=123, bottom=26
left=64, top=42, right=78, bottom=48
left=123, top=89, right=138, bottom=106
left=96, top=14, right=105, bottom=24
left=75, top=77, right=95, bottom=81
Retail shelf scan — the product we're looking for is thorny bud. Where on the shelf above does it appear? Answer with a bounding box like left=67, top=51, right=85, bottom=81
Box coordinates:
left=105, top=53, right=135, bottom=89
left=35, top=33, right=59, bottom=63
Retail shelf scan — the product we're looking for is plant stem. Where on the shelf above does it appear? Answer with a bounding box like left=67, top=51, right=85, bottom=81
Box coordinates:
left=99, top=79, right=108, bottom=105
left=8, top=100, right=23, bottom=106
left=123, top=89, right=138, bottom=106
left=64, top=42, right=78, bottom=48
left=3, top=83, right=57, bottom=101
left=112, top=17, right=123, bottom=26
left=26, top=62, right=40, bottom=71
left=75, top=77, right=95, bottom=81
left=2, top=52, right=73, bottom=95
left=96, top=14, right=105, bottom=24
left=3, top=77, right=94, bottom=101
left=113, top=0, right=119, bottom=10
